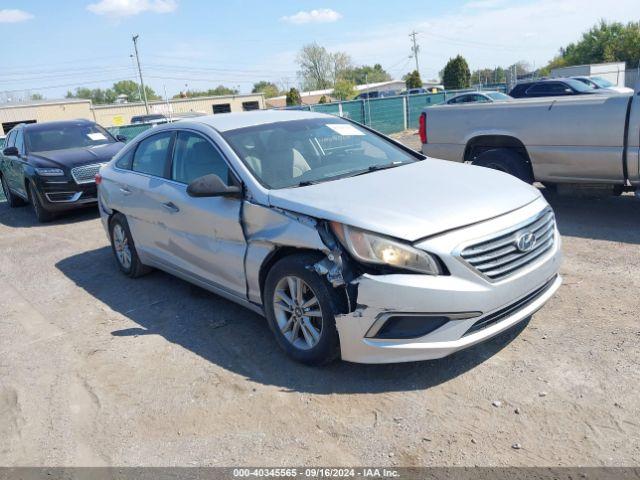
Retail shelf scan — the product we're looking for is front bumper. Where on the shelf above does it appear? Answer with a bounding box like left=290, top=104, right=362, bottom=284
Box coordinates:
left=336, top=197, right=562, bottom=364
left=33, top=176, right=98, bottom=212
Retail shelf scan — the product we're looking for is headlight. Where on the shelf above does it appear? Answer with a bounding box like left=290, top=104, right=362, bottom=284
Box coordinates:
left=35, top=168, right=64, bottom=177
left=331, top=222, right=441, bottom=275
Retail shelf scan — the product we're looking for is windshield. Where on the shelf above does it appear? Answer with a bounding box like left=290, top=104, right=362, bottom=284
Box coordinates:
left=564, top=79, right=596, bottom=93
left=486, top=92, right=511, bottom=100
left=222, top=118, right=420, bottom=189
left=26, top=123, right=115, bottom=152
left=590, top=76, right=615, bottom=88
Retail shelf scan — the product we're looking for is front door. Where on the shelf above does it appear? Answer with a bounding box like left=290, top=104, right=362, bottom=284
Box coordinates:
left=153, top=130, right=247, bottom=297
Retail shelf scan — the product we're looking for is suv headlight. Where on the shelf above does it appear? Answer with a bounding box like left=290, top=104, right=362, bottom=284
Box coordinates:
left=35, top=168, right=64, bottom=177
left=330, top=222, right=441, bottom=275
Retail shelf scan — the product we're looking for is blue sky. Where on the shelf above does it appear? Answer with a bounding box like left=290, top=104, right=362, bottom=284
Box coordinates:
left=1, top=0, right=637, bottom=100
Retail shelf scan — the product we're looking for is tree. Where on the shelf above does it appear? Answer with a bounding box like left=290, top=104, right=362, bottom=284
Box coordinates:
left=174, top=85, right=239, bottom=99
left=332, top=79, right=355, bottom=101
left=252, top=81, right=279, bottom=98
left=442, top=55, right=471, bottom=89
left=112, top=80, right=160, bottom=102
left=296, top=42, right=353, bottom=90
left=403, top=70, right=423, bottom=89
left=342, top=64, right=392, bottom=85
left=30, top=93, right=44, bottom=101
left=318, top=95, right=329, bottom=104
left=65, top=80, right=159, bottom=104
left=544, top=21, right=640, bottom=71
left=286, top=88, right=302, bottom=106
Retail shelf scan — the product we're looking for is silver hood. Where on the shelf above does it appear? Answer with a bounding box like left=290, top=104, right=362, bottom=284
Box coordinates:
left=267, top=159, right=541, bottom=242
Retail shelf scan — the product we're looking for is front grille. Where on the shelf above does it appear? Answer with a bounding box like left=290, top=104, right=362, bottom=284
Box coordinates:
left=463, top=275, right=558, bottom=336
left=460, top=209, right=556, bottom=281
left=71, top=163, right=105, bottom=184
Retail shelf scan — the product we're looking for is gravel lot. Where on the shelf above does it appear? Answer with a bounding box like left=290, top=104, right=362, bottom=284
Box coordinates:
left=0, top=134, right=639, bottom=467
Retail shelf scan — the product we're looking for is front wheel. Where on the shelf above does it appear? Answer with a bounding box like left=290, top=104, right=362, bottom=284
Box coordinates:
left=263, top=254, right=346, bottom=365
left=27, top=182, right=55, bottom=223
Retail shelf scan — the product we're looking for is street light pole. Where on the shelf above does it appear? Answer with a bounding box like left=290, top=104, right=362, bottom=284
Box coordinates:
left=132, top=34, right=149, bottom=114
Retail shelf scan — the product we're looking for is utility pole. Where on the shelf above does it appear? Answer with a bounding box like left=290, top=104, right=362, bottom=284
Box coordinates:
left=409, top=31, right=420, bottom=75
left=132, top=34, right=149, bottom=114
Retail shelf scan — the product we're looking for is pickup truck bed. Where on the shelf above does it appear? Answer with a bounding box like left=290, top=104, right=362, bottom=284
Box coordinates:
left=420, top=93, right=640, bottom=189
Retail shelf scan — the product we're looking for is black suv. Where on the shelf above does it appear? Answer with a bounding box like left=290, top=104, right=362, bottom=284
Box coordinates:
left=0, top=119, right=125, bottom=222
left=509, top=78, right=599, bottom=98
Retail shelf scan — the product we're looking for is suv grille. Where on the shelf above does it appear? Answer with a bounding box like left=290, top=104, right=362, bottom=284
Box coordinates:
left=71, top=163, right=105, bottom=184
left=460, top=209, right=556, bottom=281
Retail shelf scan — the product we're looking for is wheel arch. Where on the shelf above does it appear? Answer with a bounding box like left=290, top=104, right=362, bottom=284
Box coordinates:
left=464, top=135, right=532, bottom=164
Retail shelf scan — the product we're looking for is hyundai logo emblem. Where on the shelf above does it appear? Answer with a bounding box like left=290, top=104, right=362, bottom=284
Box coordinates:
left=515, top=231, right=536, bottom=252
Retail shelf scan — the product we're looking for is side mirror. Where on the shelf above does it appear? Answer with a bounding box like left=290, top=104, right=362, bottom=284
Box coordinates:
left=2, top=146, right=19, bottom=156
left=116, top=134, right=127, bottom=142
left=565, top=88, right=573, bottom=94
left=186, top=174, right=241, bottom=198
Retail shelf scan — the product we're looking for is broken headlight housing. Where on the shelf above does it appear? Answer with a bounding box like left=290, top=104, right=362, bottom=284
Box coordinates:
left=330, top=222, right=441, bottom=275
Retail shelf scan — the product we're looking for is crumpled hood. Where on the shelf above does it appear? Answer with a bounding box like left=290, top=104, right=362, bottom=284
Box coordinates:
left=30, top=142, right=124, bottom=169
left=268, top=159, right=541, bottom=242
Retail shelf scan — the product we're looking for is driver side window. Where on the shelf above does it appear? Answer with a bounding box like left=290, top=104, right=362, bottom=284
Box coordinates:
left=171, top=131, right=230, bottom=185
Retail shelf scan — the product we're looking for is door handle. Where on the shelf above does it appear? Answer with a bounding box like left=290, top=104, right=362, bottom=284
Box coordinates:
left=119, top=187, right=132, bottom=195
left=162, top=202, right=180, bottom=213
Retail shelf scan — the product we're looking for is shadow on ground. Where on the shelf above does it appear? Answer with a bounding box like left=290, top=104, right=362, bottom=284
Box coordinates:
left=56, top=246, right=528, bottom=394
left=543, top=191, right=640, bottom=244
left=0, top=201, right=99, bottom=228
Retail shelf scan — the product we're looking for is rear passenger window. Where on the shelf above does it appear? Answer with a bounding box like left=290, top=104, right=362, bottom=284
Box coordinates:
left=171, top=131, right=229, bottom=184
left=132, top=132, right=172, bottom=177
left=115, top=148, right=134, bottom=170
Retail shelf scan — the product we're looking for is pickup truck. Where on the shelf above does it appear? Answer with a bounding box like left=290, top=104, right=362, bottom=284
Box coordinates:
left=419, top=91, right=640, bottom=194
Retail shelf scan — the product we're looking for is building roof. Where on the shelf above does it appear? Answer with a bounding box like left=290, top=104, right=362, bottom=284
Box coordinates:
left=177, top=109, right=332, bottom=132
left=0, top=98, right=91, bottom=109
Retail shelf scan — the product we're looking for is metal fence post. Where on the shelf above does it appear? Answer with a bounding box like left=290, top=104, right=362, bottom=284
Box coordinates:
left=338, top=102, right=343, bottom=117
left=402, top=95, right=408, bottom=131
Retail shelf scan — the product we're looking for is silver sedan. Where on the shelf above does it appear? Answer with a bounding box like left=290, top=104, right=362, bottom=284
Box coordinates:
left=97, top=110, right=561, bottom=365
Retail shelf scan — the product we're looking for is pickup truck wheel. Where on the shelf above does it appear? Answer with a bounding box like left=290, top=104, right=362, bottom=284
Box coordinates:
left=264, top=253, right=345, bottom=366
left=27, top=182, right=55, bottom=223
left=472, top=149, right=533, bottom=184
left=109, top=213, right=152, bottom=278
left=0, top=174, right=26, bottom=207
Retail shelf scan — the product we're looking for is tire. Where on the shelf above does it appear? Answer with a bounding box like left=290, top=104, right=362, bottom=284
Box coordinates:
left=0, top=173, right=26, bottom=207
left=109, top=213, right=151, bottom=278
left=472, top=148, right=534, bottom=184
left=27, top=182, right=55, bottom=223
left=263, top=253, right=347, bottom=365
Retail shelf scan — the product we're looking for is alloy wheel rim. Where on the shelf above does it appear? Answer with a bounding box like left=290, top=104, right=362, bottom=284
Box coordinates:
left=273, top=275, right=323, bottom=350
left=113, top=223, right=132, bottom=269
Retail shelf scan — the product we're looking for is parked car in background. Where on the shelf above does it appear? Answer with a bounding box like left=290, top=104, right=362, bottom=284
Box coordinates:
left=98, top=110, right=561, bottom=365
left=571, top=76, right=634, bottom=94
left=509, top=78, right=600, bottom=98
left=0, top=120, right=125, bottom=222
left=445, top=91, right=512, bottom=104
left=419, top=88, right=640, bottom=195
left=131, top=114, right=168, bottom=125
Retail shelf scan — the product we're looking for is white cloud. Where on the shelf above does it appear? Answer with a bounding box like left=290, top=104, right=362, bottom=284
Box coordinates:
left=281, top=8, right=342, bottom=25
left=87, top=0, right=177, bottom=18
left=0, top=9, right=34, bottom=23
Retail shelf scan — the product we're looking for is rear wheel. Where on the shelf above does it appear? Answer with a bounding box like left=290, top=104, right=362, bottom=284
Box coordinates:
left=0, top=174, right=26, bottom=207
left=264, top=254, right=346, bottom=365
left=472, top=148, right=533, bottom=184
left=27, top=182, right=55, bottom=223
left=109, top=213, right=151, bottom=278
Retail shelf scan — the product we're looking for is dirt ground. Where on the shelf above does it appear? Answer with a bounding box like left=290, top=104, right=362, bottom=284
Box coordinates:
left=0, top=134, right=639, bottom=467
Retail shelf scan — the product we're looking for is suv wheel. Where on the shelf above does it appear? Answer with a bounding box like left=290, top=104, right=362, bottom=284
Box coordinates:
left=27, top=183, right=54, bottom=222
left=0, top=174, right=26, bottom=207
left=109, top=213, right=151, bottom=278
left=264, top=253, right=346, bottom=365
left=472, top=148, right=534, bottom=184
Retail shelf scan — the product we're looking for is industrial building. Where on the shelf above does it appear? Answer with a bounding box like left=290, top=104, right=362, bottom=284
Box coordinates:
left=0, top=93, right=265, bottom=135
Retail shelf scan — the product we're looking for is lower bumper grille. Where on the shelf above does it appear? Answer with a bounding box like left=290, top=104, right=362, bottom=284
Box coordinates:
left=463, top=275, right=558, bottom=336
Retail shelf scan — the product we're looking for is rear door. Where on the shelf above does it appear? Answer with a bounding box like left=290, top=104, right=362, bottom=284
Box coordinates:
left=152, top=129, right=247, bottom=297
left=11, top=128, right=28, bottom=197
left=117, top=131, right=175, bottom=264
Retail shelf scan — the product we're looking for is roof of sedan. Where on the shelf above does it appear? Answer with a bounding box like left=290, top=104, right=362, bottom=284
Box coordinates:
left=186, top=109, right=333, bottom=132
